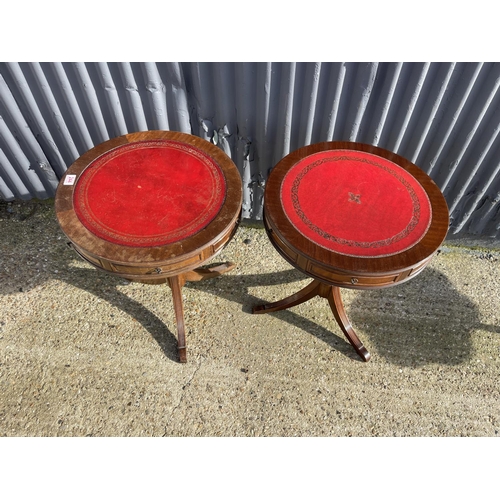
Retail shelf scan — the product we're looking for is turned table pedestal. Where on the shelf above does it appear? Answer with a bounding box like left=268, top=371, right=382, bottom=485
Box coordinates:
left=55, top=130, right=242, bottom=363
left=253, top=142, right=449, bottom=361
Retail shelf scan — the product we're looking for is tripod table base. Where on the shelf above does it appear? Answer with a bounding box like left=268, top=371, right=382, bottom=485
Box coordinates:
left=253, top=280, right=371, bottom=362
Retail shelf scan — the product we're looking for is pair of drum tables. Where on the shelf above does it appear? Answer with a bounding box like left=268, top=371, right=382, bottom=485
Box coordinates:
left=55, top=130, right=449, bottom=363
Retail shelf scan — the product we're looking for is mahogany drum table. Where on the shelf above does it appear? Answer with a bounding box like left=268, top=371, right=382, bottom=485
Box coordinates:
left=253, top=142, right=449, bottom=362
left=55, top=131, right=242, bottom=363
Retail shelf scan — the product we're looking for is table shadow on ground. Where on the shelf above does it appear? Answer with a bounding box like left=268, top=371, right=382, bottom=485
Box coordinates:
left=1, top=248, right=179, bottom=362
left=348, top=267, right=500, bottom=366
left=186, top=267, right=363, bottom=361
left=187, top=265, right=499, bottom=367
left=61, top=267, right=181, bottom=362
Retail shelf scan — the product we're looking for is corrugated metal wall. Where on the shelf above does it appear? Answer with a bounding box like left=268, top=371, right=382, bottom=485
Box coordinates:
left=0, top=62, right=499, bottom=239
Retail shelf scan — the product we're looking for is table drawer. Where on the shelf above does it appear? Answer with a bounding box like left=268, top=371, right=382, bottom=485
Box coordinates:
left=306, top=262, right=400, bottom=288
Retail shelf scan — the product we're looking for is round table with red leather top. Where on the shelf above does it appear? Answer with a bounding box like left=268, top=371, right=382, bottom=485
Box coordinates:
left=253, top=142, right=449, bottom=362
left=55, top=130, right=242, bottom=363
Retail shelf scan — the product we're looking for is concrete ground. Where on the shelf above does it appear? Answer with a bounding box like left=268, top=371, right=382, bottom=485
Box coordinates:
left=1, top=199, right=499, bottom=437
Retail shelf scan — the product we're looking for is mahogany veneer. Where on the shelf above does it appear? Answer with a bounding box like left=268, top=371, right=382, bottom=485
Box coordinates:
left=253, top=142, right=449, bottom=361
left=55, top=130, right=242, bottom=362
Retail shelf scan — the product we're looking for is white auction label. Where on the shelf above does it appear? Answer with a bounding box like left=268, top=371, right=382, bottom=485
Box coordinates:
left=64, top=175, right=76, bottom=186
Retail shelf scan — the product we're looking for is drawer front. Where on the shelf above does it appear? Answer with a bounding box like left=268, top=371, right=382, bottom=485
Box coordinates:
left=267, top=228, right=409, bottom=289
left=306, top=262, right=400, bottom=288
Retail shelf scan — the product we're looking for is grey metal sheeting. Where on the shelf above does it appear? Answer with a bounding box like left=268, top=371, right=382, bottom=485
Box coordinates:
left=0, top=62, right=499, bottom=238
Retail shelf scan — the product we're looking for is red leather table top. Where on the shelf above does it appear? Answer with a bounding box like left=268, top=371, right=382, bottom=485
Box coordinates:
left=280, top=150, right=432, bottom=258
left=73, top=139, right=227, bottom=248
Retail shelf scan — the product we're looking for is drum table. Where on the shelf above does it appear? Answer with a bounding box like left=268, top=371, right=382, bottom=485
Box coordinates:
left=55, top=131, right=242, bottom=363
left=253, top=142, right=449, bottom=362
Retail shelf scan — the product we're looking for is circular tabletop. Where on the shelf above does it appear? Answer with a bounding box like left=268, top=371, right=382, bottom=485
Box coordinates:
left=55, top=131, right=242, bottom=267
left=264, top=142, right=449, bottom=280
left=73, top=138, right=227, bottom=248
